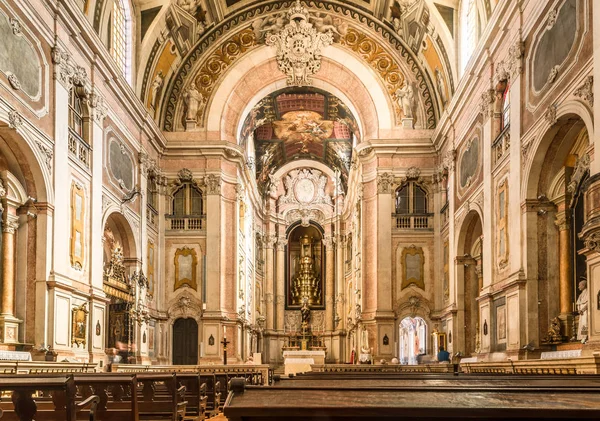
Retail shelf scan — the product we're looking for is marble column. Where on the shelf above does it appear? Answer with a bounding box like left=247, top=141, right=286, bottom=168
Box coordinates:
left=264, top=236, right=276, bottom=331
left=324, top=236, right=335, bottom=332
left=275, top=238, right=287, bottom=331
left=555, top=212, right=573, bottom=315
left=1, top=219, right=18, bottom=316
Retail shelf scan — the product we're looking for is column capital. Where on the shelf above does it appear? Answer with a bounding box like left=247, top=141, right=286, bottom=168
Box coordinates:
left=276, top=239, right=288, bottom=251
left=554, top=213, right=570, bottom=231
left=265, top=235, right=277, bottom=249
left=2, top=220, right=18, bottom=234
left=322, top=236, right=334, bottom=248
left=377, top=173, right=395, bottom=194
left=88, top=91, right=108, bottom=123
left=204, top=174, right=221, bottom=195
left=51, top=45, right=88, bottom=90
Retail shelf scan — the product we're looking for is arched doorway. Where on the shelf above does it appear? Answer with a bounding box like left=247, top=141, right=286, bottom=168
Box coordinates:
left=172, top=318, right=198, bottom=365
left=399, top=316, right=427, bottom=365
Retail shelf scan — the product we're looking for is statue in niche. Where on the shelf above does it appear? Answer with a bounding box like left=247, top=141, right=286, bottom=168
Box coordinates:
left=576, top=277, right=588, bottom=342
left=301, top=298, right=311, bottom=326
left=150, top=70, right=164, bottom=111
left=360, top=325, right=372, bottom=355
left=183, top=82, right=203, bottom=122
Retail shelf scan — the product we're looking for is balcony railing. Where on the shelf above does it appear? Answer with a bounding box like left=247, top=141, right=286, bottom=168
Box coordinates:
left=393, top=213, right=434, bottom=230
left=166, top=214, right=206, bottom=231
left=68, top=128, right=91, bottom=168
left=492, top=126, right=510, bottom=167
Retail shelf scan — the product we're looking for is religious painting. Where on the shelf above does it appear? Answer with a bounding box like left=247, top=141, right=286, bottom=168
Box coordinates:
left=497, top=305, right=507, bottom=342
left=286, top=224, right=324, bottom=309
left=70, top=181, right=85, bottom=271
left=401, top=246, right=425, bottom=290
left=174, top=247, right=198, bottom=291
left=71, top=303, right=88, bottom=347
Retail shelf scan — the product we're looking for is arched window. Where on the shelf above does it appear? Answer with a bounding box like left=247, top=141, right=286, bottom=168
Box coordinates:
left=68, top=89, right=84, bottom=138
left=460, top=0, right=480, bottom=76
left=68, top=88, right=91, bottom=168
left=109, top=0, right=132, bottom=82
left=395, top=183, right=428, bottom=215
left=172, top=184, right=203, bottom=216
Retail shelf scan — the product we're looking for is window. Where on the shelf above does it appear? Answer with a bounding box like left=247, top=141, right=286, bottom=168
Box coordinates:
left=69, top=89, right=84, bottom=137
left=172, top=184, right=203, bottom=216
left=502, top=84, right=510, bottom=129
left=146, top=176, right=157, bottom=209
left=110, top=0, right=131, bottom=82
left=460, top=0, right=480, bottom=75
left=395, top=183, right=428, bottom=214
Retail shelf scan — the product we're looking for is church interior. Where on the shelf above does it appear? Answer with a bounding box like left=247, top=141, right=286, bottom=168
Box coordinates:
left=0, top=0, right=600, bottom=418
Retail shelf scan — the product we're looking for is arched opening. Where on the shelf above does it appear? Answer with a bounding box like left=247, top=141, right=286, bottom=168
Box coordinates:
left=286, top=222, right=325, bottom=309
left=399, top=316, right=427, bottom=365
left=172, top=317, right=198, bottom=365
left=456, top=210, right=483, bottom=356
left=526, top=117, right=590, bottom=342
left=103, top=211, right=138, bottom=362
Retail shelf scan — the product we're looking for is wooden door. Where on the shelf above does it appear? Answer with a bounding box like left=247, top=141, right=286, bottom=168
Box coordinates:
left=172, top=318, right=198, bottom=365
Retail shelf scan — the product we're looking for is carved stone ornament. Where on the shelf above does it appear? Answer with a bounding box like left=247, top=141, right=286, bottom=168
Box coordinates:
left=168, top=293, right=202, bottom=319
left=35, top=140, right=53, bottom=172
left=0, top=179, right=6, bottom=198
left=544, top=104, right=558, bottom=126
left=6, top=73, right=21, bottom=90
left=547, top=65, right=559, bottom=85
left=574, top=76, right=593, bottom=107
left=204, top=174, right=221, bottom=195
left=479, top=89, right=495, bottom=118
left=88, top=92, right=108, bottom=122
left=567, top=153, right=590, bottom=195
left=442, top=149, right=457, bottom=172
left=264, top=0, right=334, bottom=86
left=508, top=41, right=525, bottom=79
left=583, top=231, right=600, bottom=254
left=51, top=46, right=88, bottom=89
left=8, top=110, right=23, bottom=130
left=377, top=173, right=395, bottom=194
left=547, top=9, right=558, bottom=29
left=406, top=166, right=421, bottom=180
left=279, top=168, right=332, bottom=206
left=9, top=17, right=21, bottom=36
left=286, top=208, right=325, bottom=226
left=178, top=168, right=194, bottom=182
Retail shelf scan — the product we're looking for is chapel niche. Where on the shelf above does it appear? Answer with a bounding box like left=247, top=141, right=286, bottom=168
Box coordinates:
left=286, top=223, right=324, bottom=309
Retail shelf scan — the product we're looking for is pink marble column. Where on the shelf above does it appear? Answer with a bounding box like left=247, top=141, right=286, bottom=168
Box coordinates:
left=264, top=236, right=276, bottom=331
left=323, top=236, right=335, bottom=331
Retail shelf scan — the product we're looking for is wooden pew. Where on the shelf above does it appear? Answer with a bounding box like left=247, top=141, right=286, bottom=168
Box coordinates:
left=223, top=375, right=600, bottom=420
left=174, top=373, right=207, bottom=421
left=72, top=373, right=139, bottom=421
left=136, top=373, right=187, bottom=421
left=0, top=375, right=99, bottom=421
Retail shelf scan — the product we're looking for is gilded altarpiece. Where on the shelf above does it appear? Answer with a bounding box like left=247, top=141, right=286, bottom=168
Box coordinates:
left=286, top=224, right=325, bottom=309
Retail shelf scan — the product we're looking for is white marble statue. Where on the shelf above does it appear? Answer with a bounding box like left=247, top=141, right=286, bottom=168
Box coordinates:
left=360, top=325, right=371, bottom=354
left=396, top=83, right=415, bottom=119
left=183, top=82, right=203, bottom=122
left=150, top=70, right=164, bottom=110
left=576, top=278, right=588, bottom=342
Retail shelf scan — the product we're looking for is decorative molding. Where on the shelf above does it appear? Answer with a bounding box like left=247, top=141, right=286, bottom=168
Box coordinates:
left=574, top=76, right=593, bottom=107
left=174, top=247, right=198, bottom=291
left=265, top=235, right=277, bottom=249
left=279, top=168, right=331, bottom=206
left=6, top=73, right=21, bottom=91
left=8, top=17, right=21, bottom=36
left=568, top=153, right=590, bottom=195
left=168, top=293, right=202, bottom=319
left=2, top=220, right=18, bottom=234
left=401, top=245, right=425, bottom=290
left=35, top=141, right=53, bottom=172
left=7, top=110, right=23, bottom=130
left=508, top=41, right=525, bottom=79
left=546, top=9, right=558, bottom=29
left=377, top=172, right=395, bottom=194
left=554, top=213, right=570, bottom=231
left=51, top=46, right=88, bottom=90
left=204, top=174, right=221, bottom=195
left=547, top=65, right=559, bottom=85
left=406, top=166, right=421, bottom=180
left=322, top=236, right=334, bottom=248
left=583, top=231, right=600, bottom=255
left=442, top=149, right=456, bottom=172
left=478, top=89, right=495, bottom=118
left=276, top=239, right=288, bottom=251
left=262, top=0, right=335, bottom=86
left=88, top=91, right=108, bottom=122
left=544, top=104, right=558, bottom=126
left=286, top=208, right=325, bottom=226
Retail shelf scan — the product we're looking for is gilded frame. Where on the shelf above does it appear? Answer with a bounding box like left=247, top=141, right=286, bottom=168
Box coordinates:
left=174, top=247, right=198, bottom=291
left=71, top=303, right=88, bottom=347
left=70, top=181, right=85, bottom=270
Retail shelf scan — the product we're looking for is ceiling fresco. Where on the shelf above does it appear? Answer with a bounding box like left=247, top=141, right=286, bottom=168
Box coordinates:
left=241, top=88, right=358, bottom=191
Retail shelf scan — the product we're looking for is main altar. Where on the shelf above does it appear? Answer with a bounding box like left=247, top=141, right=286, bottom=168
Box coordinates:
left=281, top=234, right=327, bottom=375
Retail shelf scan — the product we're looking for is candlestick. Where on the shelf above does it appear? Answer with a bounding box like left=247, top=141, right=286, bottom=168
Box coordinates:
left=223, top=325, right=226, bottom=338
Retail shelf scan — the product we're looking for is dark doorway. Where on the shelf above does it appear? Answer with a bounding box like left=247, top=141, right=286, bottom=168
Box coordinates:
left=172, top=318, right=198, bottom=365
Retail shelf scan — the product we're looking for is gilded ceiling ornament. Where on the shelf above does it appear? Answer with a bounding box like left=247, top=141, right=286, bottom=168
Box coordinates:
left=264, top=0, right=334, bottom=86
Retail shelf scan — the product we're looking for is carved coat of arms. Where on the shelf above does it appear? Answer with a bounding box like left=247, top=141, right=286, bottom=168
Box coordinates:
left=265, top=1, right=334, bottom=86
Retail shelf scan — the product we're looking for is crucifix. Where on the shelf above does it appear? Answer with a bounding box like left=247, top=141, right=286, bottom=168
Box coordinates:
left=221, top=326, right=230, bottom=365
